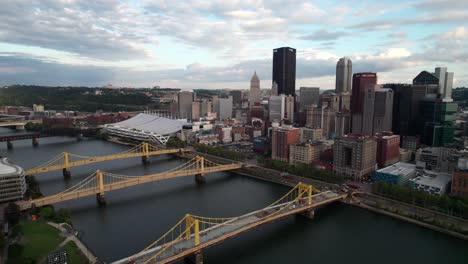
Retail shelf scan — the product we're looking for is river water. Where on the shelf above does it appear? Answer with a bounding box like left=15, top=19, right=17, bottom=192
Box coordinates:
left=1, top=134, right=467, bottom=263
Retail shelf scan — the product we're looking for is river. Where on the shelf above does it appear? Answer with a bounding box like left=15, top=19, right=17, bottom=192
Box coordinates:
left=1, top=134, right=467, bottom=263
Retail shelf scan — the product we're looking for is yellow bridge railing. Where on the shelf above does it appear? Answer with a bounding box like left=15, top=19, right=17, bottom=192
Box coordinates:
left=131, top=183, right=322, bottom=264
left=17, top=156, right=242, bottom=210
left=25, top=142, right=190, bottom=176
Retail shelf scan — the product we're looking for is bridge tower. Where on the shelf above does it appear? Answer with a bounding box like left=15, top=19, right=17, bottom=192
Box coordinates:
left=195, top=156, right=206, bottom=183
left=96, top=170, right=106, bottom=206
left=184, top=214, right=203, bottom=264
left=62, top=152, right=71, bottom=178
left=141, top=142, right=150, bottom=165
left=298, top=183, right=315, bottom=219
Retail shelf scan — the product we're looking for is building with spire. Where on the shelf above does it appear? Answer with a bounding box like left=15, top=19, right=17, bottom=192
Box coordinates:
left=249, top=71, right=260, bottom=107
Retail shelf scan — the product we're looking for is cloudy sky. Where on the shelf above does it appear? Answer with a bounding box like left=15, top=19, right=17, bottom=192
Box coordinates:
left=0, top=0, right=467, bottom=89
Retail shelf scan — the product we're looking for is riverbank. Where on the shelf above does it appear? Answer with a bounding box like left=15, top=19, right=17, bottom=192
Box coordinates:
left=5, top=220, right=95, bottom=264
left=104, top=138, right=468, bottom=241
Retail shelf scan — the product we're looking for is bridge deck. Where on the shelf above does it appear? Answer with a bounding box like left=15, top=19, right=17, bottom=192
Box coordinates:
left=17, top=163, right=242, bottom=210
left=115, top=191, right=345, bottom=264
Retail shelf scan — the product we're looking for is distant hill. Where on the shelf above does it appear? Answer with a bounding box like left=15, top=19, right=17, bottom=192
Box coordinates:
left=0, top=85, right=154, bottom=112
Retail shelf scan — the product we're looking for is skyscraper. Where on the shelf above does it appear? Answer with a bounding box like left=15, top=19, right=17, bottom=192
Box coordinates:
left=299, top=87, right=320, bottom=112
left=434, top=67, right=454, bottom=100
left=272, top=47, right=296, bottom=96
left=177, top=91, right=195, bottom=119
left=351, top=72, right=377, bottom=134
left=284, top=95, right=295, bottom=123
left=249, top=71, right=260, bottom=107
left=335, top=57, right=352, bottom=94
left=269, top=95, right=285, bottom=123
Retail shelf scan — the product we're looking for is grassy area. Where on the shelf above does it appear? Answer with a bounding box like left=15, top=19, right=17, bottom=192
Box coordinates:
left=65, top=241, right=87, bottom=264
left=8, top=221, right=63, bottom=263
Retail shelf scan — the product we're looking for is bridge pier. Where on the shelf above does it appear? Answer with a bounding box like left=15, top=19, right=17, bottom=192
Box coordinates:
left=62, top=168, right=71, bottom=178
left=96, top=193, right=106, bottom=206
left=141, top=156, right=150, bottom=165
left=195, top=174, right=206, bottom=184
left=299, top=209, right=315, bottom=220
left=184, top=251, right=203, bottom=264
left=32, top=137, right=39, bottom=147
left=6, top=140, right=13, bottom=149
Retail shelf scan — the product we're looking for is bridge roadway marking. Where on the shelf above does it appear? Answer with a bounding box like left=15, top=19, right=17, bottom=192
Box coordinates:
left=114, top=191, right=345, bottom=264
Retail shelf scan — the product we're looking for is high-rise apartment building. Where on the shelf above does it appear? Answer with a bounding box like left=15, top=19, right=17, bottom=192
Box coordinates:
left=249, top=71, right=261, bottom=107
left=284, top=95, right=295, bottom=123
left=269, top=95, right=285, bottom=123
left=351, top=73, right=377, bottom=134
left=373, top=88, right=394, bottom=134
left=272, top=47, right=296, bottom=96
left=333, top=134, right=377, bottom=180
left=417, top=98, right=457, bottom=146
left=271, top=126, right=300, bottom=162
left=353, top=83, right=393, bottom=135
left=384, top=83, right=412, bottom=135
left=177, top=91, right=195, bottom=119
left=218, top=96, right=233, bottom=120
left=299, top=87, right=320, bottom=111
left=335, top=57, right=352, bottom=94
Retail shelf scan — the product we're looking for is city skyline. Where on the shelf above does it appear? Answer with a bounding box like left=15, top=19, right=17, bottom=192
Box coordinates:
left=0, top=0, right=467, bottom=89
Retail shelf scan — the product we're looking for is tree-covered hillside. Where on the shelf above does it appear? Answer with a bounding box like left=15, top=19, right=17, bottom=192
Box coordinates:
left=0, top=85, right=154, bottom=112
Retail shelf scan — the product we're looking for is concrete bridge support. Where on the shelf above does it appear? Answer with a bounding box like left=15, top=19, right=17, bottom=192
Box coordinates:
left=32, top=137, right=39, bottom=147
left=184, top=251, right=203, bottom=264
left=195, top=174, right=206, bottom=184
left=300, top=209, right=315, bottom=220
left=6, top=140, right=13, bottom=149
left=96, top=193, right=106, bottom=206
left=62, top=168, right=71, bottom=178
left=141, top=156, right=150, bottom=165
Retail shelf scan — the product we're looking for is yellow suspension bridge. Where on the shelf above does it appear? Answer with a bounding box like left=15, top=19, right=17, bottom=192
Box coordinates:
left=25, top=142, right=191, bottom=177
left=113, top=183, right=346, bottom=264
left=17, top=156, right=242, bottom=211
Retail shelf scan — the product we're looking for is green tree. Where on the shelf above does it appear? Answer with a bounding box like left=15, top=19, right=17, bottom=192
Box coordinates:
left=54, top=208, right=72, bottom=224
left=39, top=207, right=55, bottom=220
left=166, top=137, right=186, bottom=148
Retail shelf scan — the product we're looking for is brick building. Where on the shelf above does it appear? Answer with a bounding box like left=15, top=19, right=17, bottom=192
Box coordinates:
left=376, top=132, right=400, bottom=168
left=271, top=126, right=300, bottom=162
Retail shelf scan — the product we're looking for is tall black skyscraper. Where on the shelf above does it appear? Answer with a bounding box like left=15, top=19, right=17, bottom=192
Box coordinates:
left=272, top=47, right=296, bottom=96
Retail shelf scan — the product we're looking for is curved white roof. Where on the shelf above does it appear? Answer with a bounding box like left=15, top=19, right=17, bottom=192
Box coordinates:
left=108, top=113, right=187, bottom=135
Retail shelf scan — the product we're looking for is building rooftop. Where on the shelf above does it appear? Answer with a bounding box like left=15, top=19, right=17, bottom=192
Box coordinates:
left=376, top=162, right=415, bottom=176
left=336, top=134, right=376, bottom=141
left=410, top=173, right=451, bottom=189
left=0, top=158, right=24, bottom=177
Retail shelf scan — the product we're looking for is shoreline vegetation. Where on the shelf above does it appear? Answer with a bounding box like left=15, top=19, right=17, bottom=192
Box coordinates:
left=106, top=137, right=468, bottom=240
